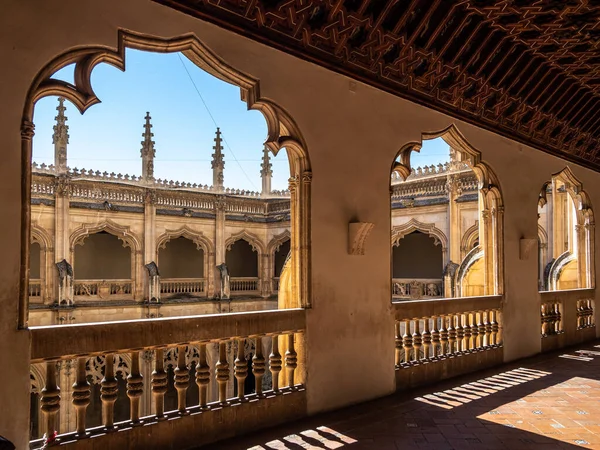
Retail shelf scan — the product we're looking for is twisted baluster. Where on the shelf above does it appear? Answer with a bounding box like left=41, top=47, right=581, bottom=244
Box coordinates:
left=285, top=333, right=298, bottom=388
left=439, top=316, right=449, bottom=355
left=152, top=349, right=168, bottom=420
left=422, top=318, right=431, bottom=360
left=555, top=303, right=562, bottom=334
left=72, top=357, right=91, bottom=437
left=394, top=321, right=402, bottom=366
left=477, top=311, right=486, bottom=348
left=463, top=313, right=473, bottom=351
left=412, top=319, right=422, bottom=362
left=127, top=352, right=144, bottom=425
left=235, top=338, right=248, bottom=401
left=175, top=346, right=190, bottom=415
left=270, top=335, right=282, bottom=393
left=402, top=320, right=413, bottom=364
left=215, top=342, right=230, bottom=405
left=469, top=312, right=479, bottom=349
left=41, top=361, right=61, bottom=445
left=484, top=310, right=493, bottom=347
left=490, top=310, right=499, bottom=346
left=456, top=314, right=465, bottom=353
left=101, top=354, right=118, bottom=430
left=447, top=315, right=456, bottom=355
left=431, top=315, right=440, bottom=358
left=195, top=344, right=210, bottom=410
left=252, top=337, right=266, bottom=397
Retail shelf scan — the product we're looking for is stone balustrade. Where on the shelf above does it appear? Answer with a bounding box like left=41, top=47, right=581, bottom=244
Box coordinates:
left=231, top=277, right=259, bottom=293
left=73, top=279, right=133, bottom=300
left=160, top=278, right=206, bottom=298
left=392, top=278, right=443, bottom=300
left=29, top=309, right=306, bottom=449
left=539, top=289, right=596, bottom=353
left=393, top=296, right=503, bottom=390
left=29, top=279, right=42, bottom=299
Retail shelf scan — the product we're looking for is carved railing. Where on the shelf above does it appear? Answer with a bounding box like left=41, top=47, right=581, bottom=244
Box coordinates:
left=231, top=277, right=259, bottom=293
left=393, top=296, right=503, bottom=389
left=70, top=184, right=144, bottom=204
left=267, top=201, right=291, bottom=213
left=539, top=289, right=595, bottom=351
left=160, top=278, right=206, bottom=298
left=29, top=279, right=42, bottom=299
left=225, top=198, right=267, bottom=214
left=73, top=279, right=133, bottom=300
left=29, top=309, right=305, bottom=449
left=31, top=178, right=55, bottom=196
left=392, top=278, right=443, bottom=300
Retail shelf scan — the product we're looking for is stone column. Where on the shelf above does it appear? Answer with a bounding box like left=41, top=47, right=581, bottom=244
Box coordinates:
left=143, top=190, right=157, bottom=301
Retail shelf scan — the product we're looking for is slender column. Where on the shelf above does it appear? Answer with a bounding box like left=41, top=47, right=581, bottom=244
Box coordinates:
left=100, top=354, right=118, bottom=431
left=234, top=339, right=248, bottom=401
left=41, top=361, right=61, bottom=445
left=72, top=357, right=91, bottom=438
left=269, top=335, right=282, bottom=393
left=174, top=346, right=190, bottom=415
left=285, top=333, right=298, bottom=388
left=402, top=320, right=413, bottom=363
left=412, top=320, right=422, bottom=363
left=394, top=321, right=403, bottom=365
left=252, top=337, right=266, bottom=397
left=431, top=315, right=440, bottom=358
left=152, top=349, right=168, bottom=420
left=215, top=342, right=230, bottom=405
left=127, top=352, right=144, bottom=425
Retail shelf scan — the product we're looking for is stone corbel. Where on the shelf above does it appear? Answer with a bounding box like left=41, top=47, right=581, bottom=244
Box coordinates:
left=519, top=238, right=537, bottom=261
left=348, top=222, right=375, bottom=256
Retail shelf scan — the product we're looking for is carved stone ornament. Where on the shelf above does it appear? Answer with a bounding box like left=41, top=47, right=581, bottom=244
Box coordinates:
left=348, top=222, right=375, bottom=256
left=145, top=261, right=160, bottom=278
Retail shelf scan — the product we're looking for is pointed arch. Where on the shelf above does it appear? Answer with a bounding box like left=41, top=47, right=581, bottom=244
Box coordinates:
left=20, top=30, right=312, bottom=325
left=391, top=124, right=504, bottom=297
left=30, top=223, right=53, bottom=251
left=460, top=222, right=479, bottom=255
left=391, top=219, right=447, bottom=250
left=267, top=230, right=291, bottom=255
left=225, top=230, right=266, bottom=255
left=156, top=226, right=214, bottom=255
left=456, top=246, right=485, bottom=298
left=70, top=219, right=141, bottom=252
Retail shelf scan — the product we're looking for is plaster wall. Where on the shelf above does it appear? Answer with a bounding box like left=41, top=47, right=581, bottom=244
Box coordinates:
left=3, top=0, right=600, bottom=446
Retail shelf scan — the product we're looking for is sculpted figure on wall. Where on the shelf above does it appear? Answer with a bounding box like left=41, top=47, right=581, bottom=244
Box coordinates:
left=55, top=259, right=73, bottom=305
left=144, top=261, right=160, bottom=303
left=216, top=263, right=230, bottom=300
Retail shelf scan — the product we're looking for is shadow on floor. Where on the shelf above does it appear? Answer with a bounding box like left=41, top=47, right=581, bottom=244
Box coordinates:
left=202, top=340, right=600, bottom=449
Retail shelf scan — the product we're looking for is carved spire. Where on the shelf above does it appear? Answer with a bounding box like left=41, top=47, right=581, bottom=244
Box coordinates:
left=53, top=97, right=69, bottom=173
left=140, top=112, right=156, bottom=181
left=211, top=127, right=225, bottom=191
left=260, top=145, right=272, bottom=197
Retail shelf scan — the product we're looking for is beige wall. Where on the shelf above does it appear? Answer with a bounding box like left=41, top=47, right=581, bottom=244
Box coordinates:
left=3, top=0, right=600, bottom=446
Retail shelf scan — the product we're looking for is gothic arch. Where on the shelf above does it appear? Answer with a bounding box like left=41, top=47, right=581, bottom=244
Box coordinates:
left=267, top=230, right=291, bottom=255
left=456, top=246, right=484, bottom=297
left=392, top=125, right=504, bottom=297
left=391, top=219, right=447, bottom=250
left=225, top=230, right=266, bottom=255
left=31, top=223, right=53, bottom=251
left=20, top=30, right=312, bottom=326
left=538, top=224, right=548, bottom=248
left=460, top=222, right=479, bottom=255
left=70, top=220, right=141, bottom=253
left=156, top=226, right=214, bottom=255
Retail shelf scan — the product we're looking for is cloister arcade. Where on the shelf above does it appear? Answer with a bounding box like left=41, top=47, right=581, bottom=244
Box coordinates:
left=3, top=3, right=600, bottom=450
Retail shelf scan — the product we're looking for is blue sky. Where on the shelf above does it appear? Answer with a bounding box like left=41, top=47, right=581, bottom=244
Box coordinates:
left=32, top=49, right=449, bottom=190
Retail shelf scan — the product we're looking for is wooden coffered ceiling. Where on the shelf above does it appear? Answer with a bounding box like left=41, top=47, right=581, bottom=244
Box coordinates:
left=154, top=0, right=600, bottom=169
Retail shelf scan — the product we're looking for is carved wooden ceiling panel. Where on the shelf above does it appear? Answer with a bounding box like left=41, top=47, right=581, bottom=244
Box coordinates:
left=154, top=0, right=600, bottom=169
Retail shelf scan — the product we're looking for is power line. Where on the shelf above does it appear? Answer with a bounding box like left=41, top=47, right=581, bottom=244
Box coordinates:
left=176, top=53, right=259, bottom=190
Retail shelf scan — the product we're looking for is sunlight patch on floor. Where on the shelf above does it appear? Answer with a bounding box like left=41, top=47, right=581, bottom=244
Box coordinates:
left=247, top=427, right=357, bottom=450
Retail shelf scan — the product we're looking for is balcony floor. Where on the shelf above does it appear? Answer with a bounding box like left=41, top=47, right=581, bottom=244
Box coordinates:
left=204, top=340, right=600, bottom=449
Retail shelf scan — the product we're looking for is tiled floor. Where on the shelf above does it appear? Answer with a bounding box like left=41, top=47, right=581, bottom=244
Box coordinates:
left=204, top=341, right=600, bottom=449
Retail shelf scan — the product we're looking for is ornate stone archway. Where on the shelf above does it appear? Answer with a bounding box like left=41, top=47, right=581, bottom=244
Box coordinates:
left=20, top=30, right=312, bottom=326
left=30, top=223, right=53, bottom=304
left=391, top=219, right=448, bottom=267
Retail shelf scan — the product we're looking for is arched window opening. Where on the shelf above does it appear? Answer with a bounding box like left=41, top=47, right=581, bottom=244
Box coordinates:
left=24, top=32, right=311, bottom=328
left=274, top=239, right=290, bottom=277
left=538, top=168, right=594, bottom=291
left=29, top=242, right=42, bottom=302
left=158, top=237, right=206, bottom=299
left=391, top=126, right=503, bottom=300
left=226, top=239, right=259, bottom=295
left=392, top=231, right=443, bottom=299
